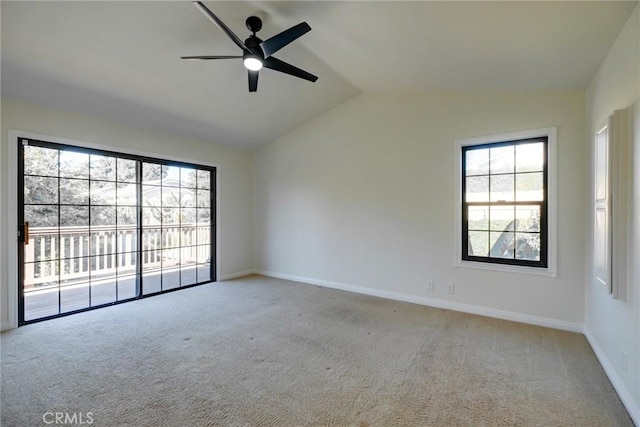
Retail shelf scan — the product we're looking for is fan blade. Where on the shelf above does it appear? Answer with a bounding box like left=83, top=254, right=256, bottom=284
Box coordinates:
left=263, top=56, right=318, bottom=82
left=192, top=1, right=250, bottom=53
left=259, top=22, right=311, bottom=58
left=181, top=55, right=242, bottom=60
left=248, top=70, right=259, bottom=92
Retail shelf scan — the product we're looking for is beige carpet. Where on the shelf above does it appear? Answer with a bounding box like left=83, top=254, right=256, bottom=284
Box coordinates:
left=1, top=275, right=633, bottom=426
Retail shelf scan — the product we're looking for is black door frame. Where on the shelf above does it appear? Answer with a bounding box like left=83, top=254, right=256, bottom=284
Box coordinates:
left=18, top=137, right=217, bottom=325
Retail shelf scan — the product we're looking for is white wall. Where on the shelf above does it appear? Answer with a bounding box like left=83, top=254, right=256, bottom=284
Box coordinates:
left=1, top=97, right=254, bottom=330
left=585, top=5, right=640, bottom=422
left=253, top=90, right=586, bottom=329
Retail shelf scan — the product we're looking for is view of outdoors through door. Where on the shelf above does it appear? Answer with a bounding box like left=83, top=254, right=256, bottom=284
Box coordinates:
left=19, top=139, right=215, bottom=324
left=141, top=162, right=213, bottom=295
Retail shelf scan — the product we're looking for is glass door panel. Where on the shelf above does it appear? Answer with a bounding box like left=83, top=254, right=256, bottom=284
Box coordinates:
left=23, top=145, right=60, bottom=321
left=141, top=162, right=214, bottom=293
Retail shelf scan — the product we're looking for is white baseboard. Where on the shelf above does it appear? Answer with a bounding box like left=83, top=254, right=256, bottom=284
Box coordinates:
left=584, top=328, right=640, bottom=426
left=219, top=270, right=256, bottom=281
left=254, top=269, right=583, bottom=333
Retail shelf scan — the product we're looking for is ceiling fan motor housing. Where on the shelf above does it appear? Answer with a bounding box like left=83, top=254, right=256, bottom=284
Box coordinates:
left=244, top=34, right=264, bottom=58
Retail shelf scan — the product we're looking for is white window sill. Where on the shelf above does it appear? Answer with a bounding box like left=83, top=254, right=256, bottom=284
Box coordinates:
left=456, top=259, right=557, bottom=277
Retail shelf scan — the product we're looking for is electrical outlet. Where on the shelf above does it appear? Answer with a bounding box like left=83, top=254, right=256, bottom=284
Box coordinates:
left=621, top=351, right=628, bottom=373
left=447, top=284, right=455, bottom=294
left=427, top=280, right=435, bottom=291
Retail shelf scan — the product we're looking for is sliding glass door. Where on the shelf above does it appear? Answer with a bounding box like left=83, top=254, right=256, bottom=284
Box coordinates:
left=18, top=138, right=216, bottom=324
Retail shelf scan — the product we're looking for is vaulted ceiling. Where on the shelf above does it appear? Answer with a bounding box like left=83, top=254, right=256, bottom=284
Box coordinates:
left=1, top=1, right=637, bottom=149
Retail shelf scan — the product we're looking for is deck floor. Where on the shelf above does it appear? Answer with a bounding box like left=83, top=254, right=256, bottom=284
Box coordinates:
left=24, top=265, right=210, bottom=321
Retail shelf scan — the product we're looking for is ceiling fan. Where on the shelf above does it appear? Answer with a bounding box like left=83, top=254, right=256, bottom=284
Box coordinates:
left=181, top=1, right=318, bottom=92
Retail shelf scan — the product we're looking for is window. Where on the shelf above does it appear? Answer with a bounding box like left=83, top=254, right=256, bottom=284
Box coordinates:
left=457, top=128, right=555, bottom=272
left=593, top=123, right=610, bottom=290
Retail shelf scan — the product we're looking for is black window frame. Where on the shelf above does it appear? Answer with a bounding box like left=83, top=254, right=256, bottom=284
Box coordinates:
left=461, top=137, right=548, bottom=268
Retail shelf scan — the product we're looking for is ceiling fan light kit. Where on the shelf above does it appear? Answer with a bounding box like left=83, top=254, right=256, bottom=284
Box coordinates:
left=243, top=54, right=263, bottom=71
left=182, top=1, right=318, bottom=92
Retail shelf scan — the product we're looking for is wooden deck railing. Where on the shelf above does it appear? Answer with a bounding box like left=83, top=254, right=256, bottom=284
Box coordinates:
left=24, top=224, right=211, bottom=290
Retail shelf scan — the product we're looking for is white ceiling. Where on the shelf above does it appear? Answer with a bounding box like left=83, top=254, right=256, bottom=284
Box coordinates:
left=1, top=1, right=637, bottom=149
